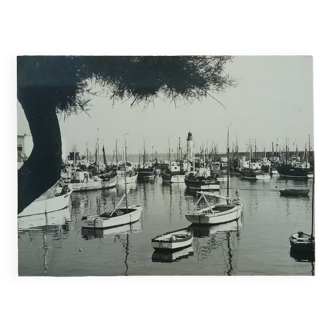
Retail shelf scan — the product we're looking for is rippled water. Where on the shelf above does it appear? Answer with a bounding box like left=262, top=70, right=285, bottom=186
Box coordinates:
left=18, top=175, right=314, bottom=276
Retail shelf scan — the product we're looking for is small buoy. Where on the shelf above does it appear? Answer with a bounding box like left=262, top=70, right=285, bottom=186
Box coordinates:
left=79, top=249, right=82, bottom=252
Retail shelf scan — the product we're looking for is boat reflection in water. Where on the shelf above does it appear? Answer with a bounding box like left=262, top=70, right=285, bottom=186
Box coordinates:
left=190, top=217, right=243, bottom=275
left=190, top=217, right=243, bottom=237
left=81, top=220, right=142, bottom=240
left=18, top=206, right=71, bottom=231
left=18, top=207, right=72, bottom=276
left=290, top=248, right=315, bottom=276
left=152, top=245, right=194, bottom=263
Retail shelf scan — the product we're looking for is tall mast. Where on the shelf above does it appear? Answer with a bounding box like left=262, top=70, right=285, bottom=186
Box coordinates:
left=97, top=128, right=100, bottom=176
left=115, top=139, right=118, bottom=165
left=168, top=139, right=171, bottom=163
left=178, top=137, right=181, bottom=161
left=193, top=144, right=195, bottom=173
left=143, top=141, right=146, bottom=165
left=286, top=139, right=288, bottom=166
left=254, top=139, right=257, bottom=161
left=124, top=134, right=128, bottom=212
left=227, top=125, right=230, bottom=198
left=86, top=142, right=89, bottom=162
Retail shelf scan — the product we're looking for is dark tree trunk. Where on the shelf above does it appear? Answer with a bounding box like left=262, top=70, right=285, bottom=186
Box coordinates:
left=17, top=87, right=62, bottom=214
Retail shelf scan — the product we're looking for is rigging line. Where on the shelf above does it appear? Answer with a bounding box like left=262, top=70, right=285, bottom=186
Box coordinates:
left=291, top=199, right=306, bottom=234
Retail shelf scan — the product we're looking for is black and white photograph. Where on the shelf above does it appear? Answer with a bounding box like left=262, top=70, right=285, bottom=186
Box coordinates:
left=17, top=55, right=315, bottom=276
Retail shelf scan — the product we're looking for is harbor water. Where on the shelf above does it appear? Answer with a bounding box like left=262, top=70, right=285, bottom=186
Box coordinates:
left=18, top=176, right=314, bottom=276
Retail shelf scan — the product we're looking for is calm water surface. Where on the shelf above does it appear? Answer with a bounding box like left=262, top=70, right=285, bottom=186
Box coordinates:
left=18, top=176, right=314, bottom=276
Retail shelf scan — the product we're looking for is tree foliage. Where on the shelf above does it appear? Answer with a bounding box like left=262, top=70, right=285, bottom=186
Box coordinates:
left=17, top=56, right=235, bottom=213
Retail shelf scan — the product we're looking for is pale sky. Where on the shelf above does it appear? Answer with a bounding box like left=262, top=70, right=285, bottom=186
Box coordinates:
left=17, top=56, right=314, bottom=156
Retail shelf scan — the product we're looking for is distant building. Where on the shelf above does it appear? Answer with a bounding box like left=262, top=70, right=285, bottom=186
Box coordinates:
left=187, top=131, right=194, bottom=161
left=17, top=134, right=33, bottom=169
left=17, top=134, right=67, bottom=168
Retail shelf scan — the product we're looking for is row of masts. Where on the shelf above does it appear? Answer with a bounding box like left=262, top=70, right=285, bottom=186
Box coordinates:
left=72, top=131, right=313, bottom=169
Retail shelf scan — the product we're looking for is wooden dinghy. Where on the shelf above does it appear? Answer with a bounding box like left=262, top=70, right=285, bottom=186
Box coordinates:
left=151, top=228, right=193, bottom=251
left=289, top=231, right=315, bottom=252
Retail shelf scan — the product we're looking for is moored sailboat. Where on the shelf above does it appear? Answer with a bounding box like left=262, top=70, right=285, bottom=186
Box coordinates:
left=185, top=126, right=243, bottom=225
left=81, top=136, right=142, bottom=229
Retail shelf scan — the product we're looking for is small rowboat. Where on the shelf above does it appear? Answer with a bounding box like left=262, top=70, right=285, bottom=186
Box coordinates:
left=289, top=231, right=314, bottom=252
left=279, top=189, right=309, bottom=196
left=151, top=228, right=193, bottom=251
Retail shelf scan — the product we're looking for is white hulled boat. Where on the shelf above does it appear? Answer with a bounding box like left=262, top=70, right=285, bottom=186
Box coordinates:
left=151, top=228, right=193, bottom=250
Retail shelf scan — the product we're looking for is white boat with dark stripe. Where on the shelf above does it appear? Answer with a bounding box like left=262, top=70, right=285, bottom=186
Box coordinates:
left=151, top=228, right=193, bottom=251
left=18, top=180, right=72, bottom=218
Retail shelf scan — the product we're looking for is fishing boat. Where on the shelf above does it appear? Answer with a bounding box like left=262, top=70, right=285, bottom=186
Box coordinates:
left=185, top=126, right=243, bottom=225
left=81, top=136, right=143, bottom=229
left=137, top=144, right=155, bottom=180
left=152, top=245, right=194, bottom=262
left=279, top=189, right=309, bottom=196
left=162, top=162, right=185, bottom=183
left=185, top=171, right=220, bottom=190
left=151, top=228, right=193, bottom=250
left=70, top=171, right=117, bottom=191
left=185, top=154, right=220, bottom=190
left=18, top=180, right=72, bottom=218
left=277, top=142, right=312, bottom=178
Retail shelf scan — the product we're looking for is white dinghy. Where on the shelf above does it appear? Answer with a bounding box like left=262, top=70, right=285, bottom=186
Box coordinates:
left=151, top=228, right=193, bottom=251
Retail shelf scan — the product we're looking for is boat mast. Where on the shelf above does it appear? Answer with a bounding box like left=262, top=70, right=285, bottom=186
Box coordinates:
left=143, top=141, right=146, bottom=165
left=178, top=137, right=181, bottom=161
left=227, top=126, right=230, bottom=199
left=115, top=139, right=118, bottom=166
left=276, top=138, right=278, bottom=158
left=97, top=128, right=100, bottom=176
left=124, top=134, right=128, bottom=212
left=254, top=139, right=257, bottom=161
left=312, top=169, right=314, bottom=238
left=286, top=139, right=288, bottom=167
left=86, top=142, right=89, bottom=162
left=193, top=144, right=195, bottom=173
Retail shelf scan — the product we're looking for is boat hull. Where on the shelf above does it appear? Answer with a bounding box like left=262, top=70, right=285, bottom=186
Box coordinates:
left=18, top=189, right=72, bottom=218
left=152, top=245, right=194, bottom=262
left=289, top=233, right=315, bottom=252
left=151, top=228, right=193, bottom=250
left=81, top=205, right=142, bottom=229
left=280, top=189, right=309, bottom=196
left=162, top=173, right=185, bottom=183
left=72, top=176, right=117, bottom=192
left=277, top=166, right=311, bottom=178
left=117, top=173, right=138, bottom=184
left=185, top=178, right=220, bottom=190
left=185, top=203, right=243, bottom=225
left=256, top=174, right=270, bottom=180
